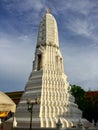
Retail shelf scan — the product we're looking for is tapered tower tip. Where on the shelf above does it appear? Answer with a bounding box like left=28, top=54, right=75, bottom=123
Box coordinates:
left=46, top=8, right=51, bottom=13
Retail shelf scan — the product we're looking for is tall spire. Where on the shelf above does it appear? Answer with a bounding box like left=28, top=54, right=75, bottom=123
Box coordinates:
left=15, top=10, right=89, bottom=129
left=33, top=9, right=61, bottom=72
left=37, top=8, right=59, bottom=49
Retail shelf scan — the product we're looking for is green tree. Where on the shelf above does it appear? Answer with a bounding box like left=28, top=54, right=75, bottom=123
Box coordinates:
left=70, top=84, right=86, bottom=110
left=70, top=84, right=98, bottom=123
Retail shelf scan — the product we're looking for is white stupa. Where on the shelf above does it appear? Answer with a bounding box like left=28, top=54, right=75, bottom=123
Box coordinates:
left=15, top=9, right=88, bottom=128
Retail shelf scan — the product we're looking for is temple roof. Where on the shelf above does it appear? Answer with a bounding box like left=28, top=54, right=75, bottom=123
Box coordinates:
left=0, top=91, right=16, bottom=113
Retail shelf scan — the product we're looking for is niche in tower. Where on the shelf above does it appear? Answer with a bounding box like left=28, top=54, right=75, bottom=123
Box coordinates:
left=60, top=58, right=63, bottom=72
left=37, top=54, right=42, bottom=70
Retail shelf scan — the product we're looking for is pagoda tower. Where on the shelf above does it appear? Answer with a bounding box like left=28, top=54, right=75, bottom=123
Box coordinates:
left=15, top=9, right=88, bottom=128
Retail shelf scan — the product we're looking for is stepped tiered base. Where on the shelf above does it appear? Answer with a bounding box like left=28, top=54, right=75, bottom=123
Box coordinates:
left=15, top=70, right=88, bottom=128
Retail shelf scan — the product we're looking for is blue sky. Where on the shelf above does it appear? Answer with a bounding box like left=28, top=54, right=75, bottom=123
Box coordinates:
left=0, top=0, right=98, bottom=92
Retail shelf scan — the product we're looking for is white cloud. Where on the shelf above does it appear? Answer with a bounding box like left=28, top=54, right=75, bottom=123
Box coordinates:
left=65, top=0, right=96, bottom=15
left=53, top=0, right=96, bottom=16
left=61, top=45, right=98, bottom=91
left=0, top=33, right=36, bottom=85
left=66, top=18, right=98, bottom=45
left=4, top=0, right=45, bottom=13
left=67, top=19, right=91, bottom=37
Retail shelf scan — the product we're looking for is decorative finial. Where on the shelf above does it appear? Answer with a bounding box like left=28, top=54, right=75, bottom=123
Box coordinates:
left=56, top=118, right=62, bottom=128
left=46, top=8, right=51, bottom=13
left=77, top=119, right=83, bottom=128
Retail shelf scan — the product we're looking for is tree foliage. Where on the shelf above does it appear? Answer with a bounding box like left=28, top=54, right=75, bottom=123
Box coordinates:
left=70, top=84, right=98, bottom=124
left=70, top=84, right=86, bottom=111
